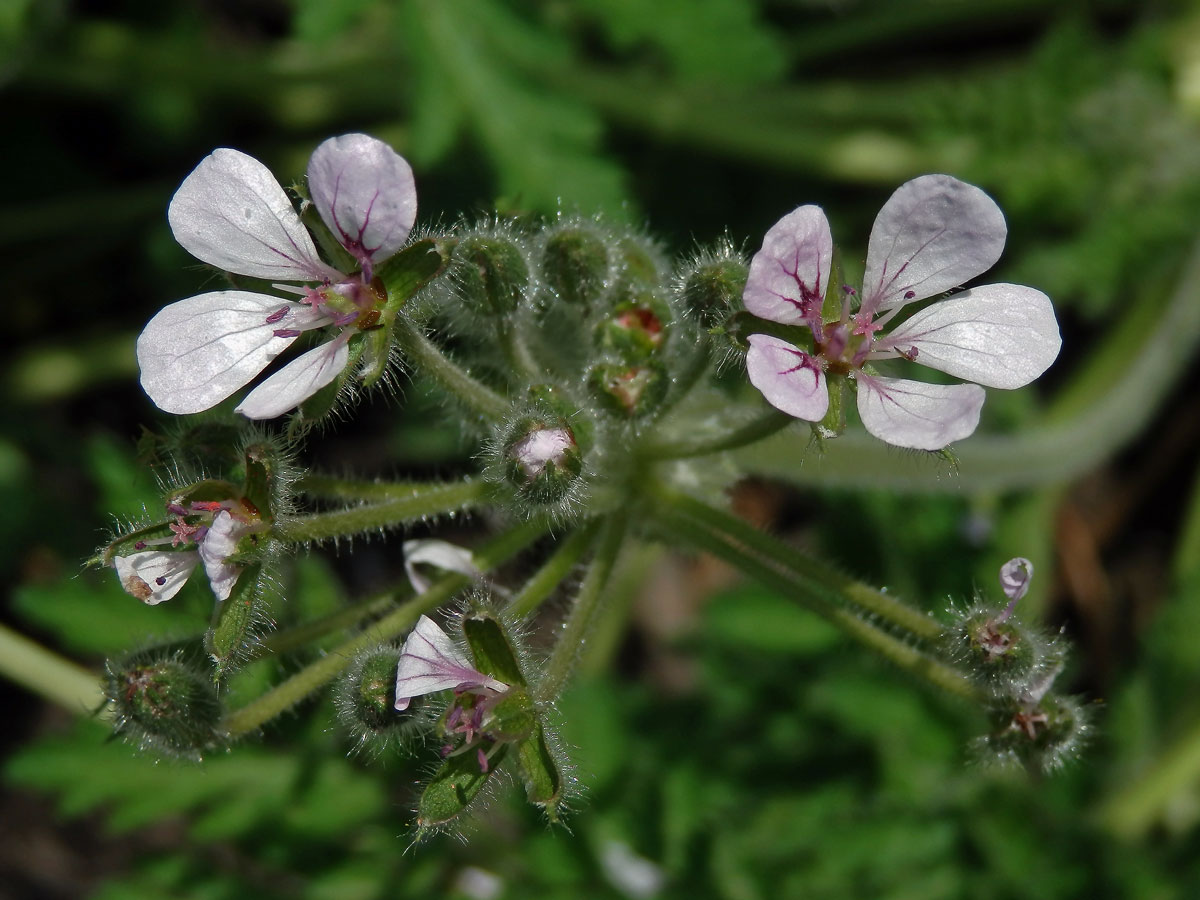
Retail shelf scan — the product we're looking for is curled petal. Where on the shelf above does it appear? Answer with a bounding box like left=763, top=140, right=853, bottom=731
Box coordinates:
left=114, top=550, right=198, bottom=605
left=168, top=148, right=340, bottom=282
left=881, top=284, right=1061, bottom=389
left=861, top=175, right=1006, bottom=313
left=234, top=331, right=352, bottom=420
left=403, top=539, right=482, bottom=595
left=394, top=615, right=507, bottom=711
left=308, top=134, right=417, bottom=267
left=743, top=205, right=832, bottom=326
left=198, top=510, right=246, bottom=602
left=999, top=557, right=1034, bottom=604
left=855, top=374, right=984, bottom=450
left=746, top=334, right=829, bottom=421
left=137, top=291, right=309, bottom=415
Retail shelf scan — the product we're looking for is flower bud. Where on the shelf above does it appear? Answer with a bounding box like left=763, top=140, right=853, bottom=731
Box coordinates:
left=594, top=293, right=670, bottom=362
left=588, top=361, right=669, bottom=418
left=973, top=693, right=1090, bottom=774
left=453, top=232, right=531, bottom=316
left=503, top=418, right=584, bottom=505
left=104, top=645, right=223, bottom=760
left=676, top=246, right=748, bottom=329
left=540, top=224, right=610, bottom=308
left=334, top=644, right=428, bottom=756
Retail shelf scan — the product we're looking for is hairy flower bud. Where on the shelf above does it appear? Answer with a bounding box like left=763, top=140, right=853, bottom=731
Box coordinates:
left=677, top=246, right=748, bottom=329
left=454, top=232, right=531, bottom=316
left=334, top=645, right=427, bottom=756
left=973, top=693, right=1090, bottom=774
left=104, top=645, right=224, bottom=760
left=540, top=224, right=610, bottom=308
left=588, top=361, right=669, bottom=418
left=503, top=418, right=584, bottom=505
left=595, top=294, right=670, bottom=362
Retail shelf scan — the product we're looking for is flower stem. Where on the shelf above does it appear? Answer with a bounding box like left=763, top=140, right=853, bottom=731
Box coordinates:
left=221, top=518, right=549, bottom=738
left=505, top=521, right=600, bottom=619
left=0, top=623, right=106, bottom=715
left=650, top=487, right=978, bottom=700
left=639, top=407, right=795, bottom=460
left=297, top=473, right=466, bottom=504
left=535, top=514, right=627, bottom=703
left=275, top=478, right=488, bottom=544
left=391, top=317, right=511, bottom=422
left=258, top=589, right=404, bottom=659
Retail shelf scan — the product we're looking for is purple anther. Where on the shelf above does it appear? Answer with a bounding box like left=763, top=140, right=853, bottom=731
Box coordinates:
left=332, top=310, right=359, bottom=326
left=904, top=290, right=916, bottom=300
left=265, top=306, right=290, bottom=324
left=134, top=541, right=147, bottom=550
left=901, top=346, right=919, bottom=362
left=272, top=328, right=302, bottom=339
left=842, top=285, right=857, bottom=296
left=155, top=576, right=167, bottom=586
left=446, top=705, right=463, bottom=731
left=166, top=502, right=188, bottom=516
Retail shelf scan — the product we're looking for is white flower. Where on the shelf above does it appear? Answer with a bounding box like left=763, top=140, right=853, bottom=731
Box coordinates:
left=743, top=175, right=1061, bottom=450
left=138, top=133, right=417, bottom=419
left=393, top=615, right=507, bottom=712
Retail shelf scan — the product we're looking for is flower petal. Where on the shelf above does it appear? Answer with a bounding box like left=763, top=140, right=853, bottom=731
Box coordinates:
left=114, top=550, right=198, bottom=605
left=234, top=331, right=352, bottom=420
left=999, top=557, right=1034, bottom=604
left=137, top=291, right=306, bottom=415
left=198, top=510, right=246, bottom=602
left=168, top=148, right=340, bottom=282
left=394, top=615, right=507, bottom=711
left=880, top=284, right=1061, bottom=389
left=403, top=539, right=482, bottom=595
left=746, top=334, right=829, bottom=421
left=855, top=374, right=984, bottom=450
left=861, top=175, right=1006, bottom=313
left=743, top=205, right=833, bottom=326
left=308, top=133, right=417, bottom=267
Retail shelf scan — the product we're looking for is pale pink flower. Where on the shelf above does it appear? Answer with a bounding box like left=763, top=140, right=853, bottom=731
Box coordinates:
left=744, top=175, right=1061, bottom=450
left=137, top=133, right=416, bottom=419
left=393, top=615, right=507, bottom=712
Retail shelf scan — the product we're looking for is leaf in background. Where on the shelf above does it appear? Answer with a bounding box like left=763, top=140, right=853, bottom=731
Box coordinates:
left=703, top=583, right=841, bottom=655
left=291, top=0, right=379, bottom=44
left=574, top=0, right=785, bottom=85
left=399, top=0, right=629, bottom=215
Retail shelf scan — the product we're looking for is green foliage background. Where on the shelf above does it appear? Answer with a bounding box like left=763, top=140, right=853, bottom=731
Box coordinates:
left=4, top=0, right=1200, bottom=896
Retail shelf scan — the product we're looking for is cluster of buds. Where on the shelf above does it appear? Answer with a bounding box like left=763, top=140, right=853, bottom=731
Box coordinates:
left=943, top=559, right=1089, bottom=772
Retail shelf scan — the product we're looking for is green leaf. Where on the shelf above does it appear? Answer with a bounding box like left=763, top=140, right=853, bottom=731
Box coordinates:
left=703, top=583, right=841, bottom=655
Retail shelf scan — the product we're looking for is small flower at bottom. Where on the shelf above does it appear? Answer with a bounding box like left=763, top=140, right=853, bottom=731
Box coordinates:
left=138, top=133, right=417, bottom=418
left=742, top=175, right=1061, bottom=450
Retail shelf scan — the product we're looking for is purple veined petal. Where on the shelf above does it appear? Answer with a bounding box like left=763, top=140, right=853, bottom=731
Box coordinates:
left=861, top=175, right=1007, bottom=314
left=879, top=284, right=1061, bottom=389
left=114, top=550, right=199, bottom=605
left=137, top=291, right=313, bottom=415
left=234, top=330, right=352, bottom=420
left=308, top=134, right=417, bottom=268
left=198, top=510, right=247, bottom=603
left=999, top=557, right=1034, bottom=604
left=168, top=148, right=342, bottom=282
left=855, top=374, right=985, bottom=450
left=743, top=205, right=833, bottom=326
left=403, top=539, right=482, bottom=595
left=394, top=615, right=508, bottom=711
left=746, top=334, right=829, bottom=422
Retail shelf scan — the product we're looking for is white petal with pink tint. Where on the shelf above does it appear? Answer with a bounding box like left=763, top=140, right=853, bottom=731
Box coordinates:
left=743, top=205, right=832, bottom=325
left=861, top=175, right=1006, bottom=313
left=235, top=331, right=351, bottom=420
left=308, top=134, right=417, bottom=266
left=746, top=334, right=828, bottom=422
left=403, top=540, right=481, bottom=595
left=882, top=284, right=1061, bottom=389
left=198, top=510, right=246, bottom=602
left=115, top=551, right=198, bottom=605
left=169, top=148, right=341, bottom=283
left=855, top=374, right=985, bottom=450
left=137, top=291, right=308, bottom=414
left=394, top=615, right=507, bottom=711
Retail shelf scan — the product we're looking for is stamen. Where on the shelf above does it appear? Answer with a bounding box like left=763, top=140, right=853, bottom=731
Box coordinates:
left=477, top=747, right=489, bottom=773
left=155, top=576, right=167, bottom=586
left=273, top=328, right=302, bottom=338
left=903, top=290, right=915, bottom=300
left=265, top=306, right=289, bottom=324
left=134, top=541, right=147, bottom=550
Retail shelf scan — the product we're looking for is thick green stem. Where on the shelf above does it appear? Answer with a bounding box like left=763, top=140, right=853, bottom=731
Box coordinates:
left=297, top=473, right=462, bottom=504
left=505, top=521, right=600, bottom=619
left=536, top=515, right=627, bottom=702
left=275, top=478, right=487, bottom=544
left=258, top=590, right=403, bottom=658
left=221, top=519, right=548, bottom=738
left=0, top=624, right=106, bottom=715
left=640, top=407, right=795, bottom=461
left=651, top=487, right=978, bottom=701
left=392, top=317, right=511, bottom=422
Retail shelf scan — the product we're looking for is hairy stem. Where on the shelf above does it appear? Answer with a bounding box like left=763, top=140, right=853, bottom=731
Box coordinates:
left=0, top=624, right=106, bottom=715
left=505, top=521, right=600, bottom=619
left=536, top=514, right=627, bottom=702
left=650, top=487, right=978, bottom=701
left=275, top=478, right=487, bottom=543
left=221, top=519, right=548, bottom=738
left=640, top=407, right=795, bottom=461
left=391, top=317, right=511, bottom=423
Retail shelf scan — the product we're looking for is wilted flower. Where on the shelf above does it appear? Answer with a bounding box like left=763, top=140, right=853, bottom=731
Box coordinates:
left=744, top=175, right=1061, bottom=450
left=393, top=615, right=508, bottom=712
left=138, top=133, right=416, bottom=419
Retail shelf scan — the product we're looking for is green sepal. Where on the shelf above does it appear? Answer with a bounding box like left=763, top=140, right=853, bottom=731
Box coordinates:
left=822, top=249, right=847, bottom=323
left=516, top=720, right=563, bottom=819
left=96, top=522, right=178, bottom=567
left=298, top=195, right=357, bottom=273
left=166, top=479, right=240, bottom=508
left=486, top=688, right=537, bottom=742
left=461, top=614, right=527, bottom=687
left=417, top=742, right=509, bottom=829
left=205, top=562, right=265, bottom=678
left=239, top=443, right=278, bottom=525
left=594, top=292, right=671, bottom=362
left=376, top=238, right=453, bottom=316
left=814, top=374, right=846, bottom=441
